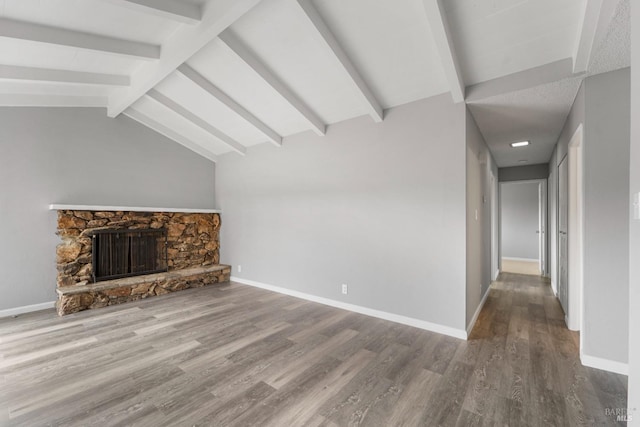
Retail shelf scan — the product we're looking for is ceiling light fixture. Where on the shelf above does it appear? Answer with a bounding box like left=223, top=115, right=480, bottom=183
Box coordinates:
left=518, top=160, right=528, bottom=163
left=511, top=141, right=530, bottom=148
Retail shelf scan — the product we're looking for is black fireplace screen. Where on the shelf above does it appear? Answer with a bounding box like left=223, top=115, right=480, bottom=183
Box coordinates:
left=91, top=228, right=168, bottom=282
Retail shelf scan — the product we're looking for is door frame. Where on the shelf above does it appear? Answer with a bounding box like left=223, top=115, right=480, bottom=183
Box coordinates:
left=566, top=124, right=584, bottom=333
left=538, top=180, right=548, bottom=276
left=499, top=178, right=547, bottom=275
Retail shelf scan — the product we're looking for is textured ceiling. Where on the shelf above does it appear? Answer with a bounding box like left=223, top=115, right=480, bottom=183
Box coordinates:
left=468, top=77, right=583, bottom=167
left=468, top=0, right=629, bottom=168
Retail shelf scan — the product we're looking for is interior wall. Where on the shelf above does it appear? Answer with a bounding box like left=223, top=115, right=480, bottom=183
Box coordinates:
left=551, top=68, right=630, bottom=368
left=582, top=68, right=630, bottom=366
left=465, top=108, right=497, bottom=328
left=628, top=0, right=639, bottom=419
left=216, top=95, right=468, bottom=333
left=500, top=181, right=540, bottom=260
left=0, top=107, right=216, bottom=312
left=498, top=164, right=549, bottom=182
left=550, top=82, right=584, bottom=298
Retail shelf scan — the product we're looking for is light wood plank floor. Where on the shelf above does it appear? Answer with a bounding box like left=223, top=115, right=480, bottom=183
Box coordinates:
left=0, top=274, right=627, bottom=426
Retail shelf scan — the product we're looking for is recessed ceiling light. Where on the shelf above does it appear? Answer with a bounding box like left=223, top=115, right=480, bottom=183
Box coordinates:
left=518, top=160, right=528, bottom=163
left=511, top=141, right=530, bottom=148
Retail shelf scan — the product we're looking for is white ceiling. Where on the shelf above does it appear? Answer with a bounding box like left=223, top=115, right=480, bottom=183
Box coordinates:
left=0, top=0, right=631, bottom=166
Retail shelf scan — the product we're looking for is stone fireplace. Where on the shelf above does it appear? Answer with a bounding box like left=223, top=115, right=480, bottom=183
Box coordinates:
left=52, top=206, right=231, bottom=316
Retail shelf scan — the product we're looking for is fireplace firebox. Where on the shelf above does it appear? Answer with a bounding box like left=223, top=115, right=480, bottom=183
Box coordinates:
left=90, top=228, right=168, bottom=282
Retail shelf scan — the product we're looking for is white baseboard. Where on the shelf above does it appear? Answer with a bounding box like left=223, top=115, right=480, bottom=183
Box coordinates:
left=230, top=276, right=467, bottom=340
left=581, top=353, right=629, bottom=376
left=502, top=257, right=539, bottom=263
left=0, top=301, right=56, bottom=318
left=466, top=287, right=491, bottom=337
left=493, top=269, right=500, bottom=280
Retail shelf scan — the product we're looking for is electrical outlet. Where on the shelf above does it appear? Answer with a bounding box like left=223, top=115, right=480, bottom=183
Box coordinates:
left=341, top=284, right=348, bottom=295
left=237, top=265, right=242, bottom=273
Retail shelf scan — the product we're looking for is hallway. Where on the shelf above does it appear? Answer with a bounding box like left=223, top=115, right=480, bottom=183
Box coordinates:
left=468, top=273, right=628, bottom=425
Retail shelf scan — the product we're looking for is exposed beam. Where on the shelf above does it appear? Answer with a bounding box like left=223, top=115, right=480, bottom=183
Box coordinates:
left=102, top=0, right=201, bottom=24
left=108, top=0, right=263, bottom=117
left=0, top=18, right=160, bottom=60
left=219, top=30, right=326, bottom=136
left=465, top=58, right=582, bottom=102
left=177, top=64, right=282, bottom=147
left=295, top=0, right=383, bottom=123
left=591, top=0, right=622, bottom=57
left=422, top=0, right=465, bottom=103
left=573, top=0, right=604, bottom=73
left=124, top=108, right=218, bottom=163
left=147, top=89, right=246, bottom=155
left=574, top=0, right=621, bottom=73
left=0, top=64, right=129, bottom=86
left=0, top=94, right=106, bottom=107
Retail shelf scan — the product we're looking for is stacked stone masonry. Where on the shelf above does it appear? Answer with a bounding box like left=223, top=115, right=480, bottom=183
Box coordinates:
left=55, top=210, right=229, bottom=315
left=56, top=265, right=231, bottom=316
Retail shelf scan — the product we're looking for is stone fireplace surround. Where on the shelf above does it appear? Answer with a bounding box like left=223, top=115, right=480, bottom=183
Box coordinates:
left=51, top=205, right=230, bottom=316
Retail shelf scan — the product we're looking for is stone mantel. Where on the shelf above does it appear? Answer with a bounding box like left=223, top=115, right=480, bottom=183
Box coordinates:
left=49, top=204, right=221, bottom=214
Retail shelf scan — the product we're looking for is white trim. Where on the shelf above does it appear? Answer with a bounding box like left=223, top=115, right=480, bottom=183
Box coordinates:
left=231, top=276, right=467, bottom=340
left=502, top=257, right=539, bottom=263
left=422, top=0, right=465, bottom=103
left=146, top=89, right=247, bottom=156
left=0, top=64, right=129, bottom=86
left=573, top=0, right=604, bottom=73
left=567, top=124, right=584, bottom=333
left=295, top=0, right=384, bottom=122
left=466, top=287, right=491, bottom=336
left=219, top=30, right=326, bottom=136
left=102, top=0, right=202, bottom=24
left=493, top=269, right=500, bottom=281
left=0, top=301, right=56, bottom=318
left=581, top=353, right=629, bottom=376
left=177, top=64, right=282, bottom=147
left=124, top=108, right=219, bottom=163
left=107, top=0, right=262, bottom=116
left=0, top=94, right=107, bottom=108
left=0, top=18, right=160, bottom=60
left=49, top=204, right=221, bottom=213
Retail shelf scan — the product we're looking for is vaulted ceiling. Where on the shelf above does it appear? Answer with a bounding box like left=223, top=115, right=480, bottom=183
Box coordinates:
left=0, top=0, right=630, bottom=167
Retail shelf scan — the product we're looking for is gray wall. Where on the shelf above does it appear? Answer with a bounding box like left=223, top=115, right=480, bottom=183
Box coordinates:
left=550, top=68, right=630, bottom=366
left=582, top=68, right=630, bottom=364
left=498, top=164, right=549, bottom=182
left=466, top=109, right=497, bottom=327
left=0, top=108, right=216, bottom=311
left=628, top=1, right=639, bottom=419
left=500, top=181, right=539, bottom=260
left=216, top=95, right=469, bottom=332
left=549, top=82, right=585, bottom=295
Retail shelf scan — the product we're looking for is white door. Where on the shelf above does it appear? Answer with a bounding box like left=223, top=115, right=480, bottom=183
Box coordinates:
left=558, top=156, right=569, bottom=313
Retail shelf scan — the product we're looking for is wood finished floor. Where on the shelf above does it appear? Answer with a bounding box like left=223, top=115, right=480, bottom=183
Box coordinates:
left=0, top=274, right=628, bottom=426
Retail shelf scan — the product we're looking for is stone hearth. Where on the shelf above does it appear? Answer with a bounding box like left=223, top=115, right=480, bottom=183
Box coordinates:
left=54, top=209, right=230, bottom=315
left=56, top=265, right=230, bottom=316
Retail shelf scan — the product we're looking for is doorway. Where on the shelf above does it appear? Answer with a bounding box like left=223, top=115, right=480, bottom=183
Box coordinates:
left=499, top=180, right=547, bottom=276
left=558, top=124, right=584, bottom=332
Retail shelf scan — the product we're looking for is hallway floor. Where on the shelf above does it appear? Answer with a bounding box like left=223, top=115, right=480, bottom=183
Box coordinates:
left=468, top=272, right=628, bottom=426
left=0, top=274, right=628, bottom=426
